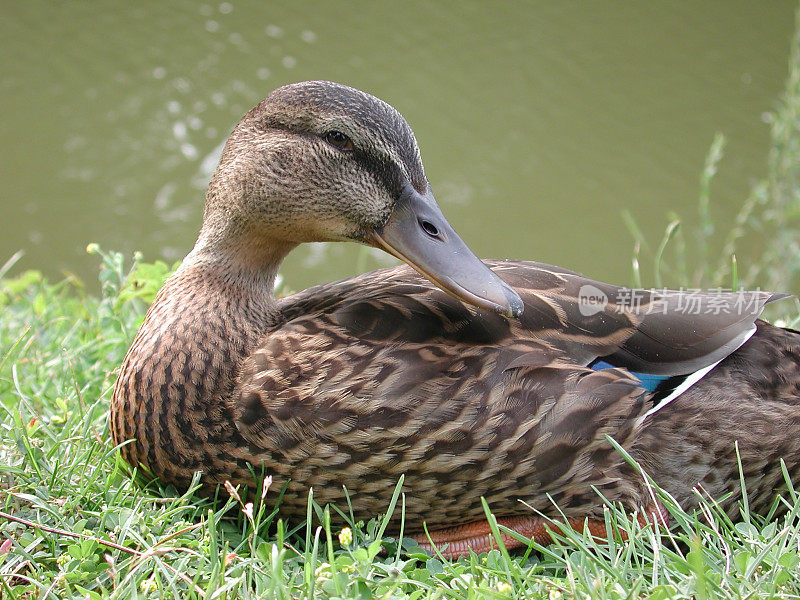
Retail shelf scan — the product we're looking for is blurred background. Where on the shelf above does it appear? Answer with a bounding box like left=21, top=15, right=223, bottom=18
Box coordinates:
left=2, top=1, right=796, bottom=292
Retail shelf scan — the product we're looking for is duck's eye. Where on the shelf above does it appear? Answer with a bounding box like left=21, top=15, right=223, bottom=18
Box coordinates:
left=420, top=219, right=440, bottom=238
left=323, top=131, right=354, bottom=152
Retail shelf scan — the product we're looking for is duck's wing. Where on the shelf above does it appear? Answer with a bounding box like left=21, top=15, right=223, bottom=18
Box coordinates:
left=235, top=268, right=556, bottom=517
left=274, top=262, right=631, bottom=367
left=487, top=260, right=789, bottom=375
left=274, top=259, right=787, bottom=380
left=236, top=264, right=578, bottom=470
left=231, top=260, right=787, bottom=518
left=235, top=269, right=655, bottom=519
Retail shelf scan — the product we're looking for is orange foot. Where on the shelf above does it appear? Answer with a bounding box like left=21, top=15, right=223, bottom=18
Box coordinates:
left=414, top=503, right=668, bottom=559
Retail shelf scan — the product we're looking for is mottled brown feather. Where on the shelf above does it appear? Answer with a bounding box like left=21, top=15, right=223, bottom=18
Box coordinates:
left=111, top=81, right=800, bottom=536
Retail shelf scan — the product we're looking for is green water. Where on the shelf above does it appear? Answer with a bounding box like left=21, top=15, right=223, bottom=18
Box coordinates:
left=1, top=2, right=795, bottom=291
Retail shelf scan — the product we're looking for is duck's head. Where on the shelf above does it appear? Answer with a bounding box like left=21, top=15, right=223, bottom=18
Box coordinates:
left=199, top=80, right=522, bottom=318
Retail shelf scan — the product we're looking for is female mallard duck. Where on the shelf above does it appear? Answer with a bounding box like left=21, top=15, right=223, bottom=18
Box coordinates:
left=111, top=81, right=800, bottom=558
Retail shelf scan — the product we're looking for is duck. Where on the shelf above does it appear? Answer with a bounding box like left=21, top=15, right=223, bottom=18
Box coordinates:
left=111, top=80, right=800, bottom=559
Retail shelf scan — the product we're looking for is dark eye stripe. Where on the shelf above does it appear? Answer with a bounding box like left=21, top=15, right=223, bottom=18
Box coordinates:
left=323, top=131, right=354, bottom=152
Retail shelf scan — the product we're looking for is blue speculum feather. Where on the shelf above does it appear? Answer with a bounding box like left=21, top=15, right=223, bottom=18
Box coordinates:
left=590, top=360, right=672, bottom=393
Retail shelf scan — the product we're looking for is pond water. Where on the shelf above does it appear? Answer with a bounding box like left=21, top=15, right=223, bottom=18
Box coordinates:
left=2, top=2, right=796, bottom=291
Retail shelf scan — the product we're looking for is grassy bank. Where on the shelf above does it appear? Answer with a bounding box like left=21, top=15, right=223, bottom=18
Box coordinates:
left=2, top=253, right=800, bottom=600
left=4, top=15, right=800, bottom=600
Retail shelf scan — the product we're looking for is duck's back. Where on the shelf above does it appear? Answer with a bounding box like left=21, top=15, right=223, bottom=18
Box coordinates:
left=229, top=260, right=782, bottom=525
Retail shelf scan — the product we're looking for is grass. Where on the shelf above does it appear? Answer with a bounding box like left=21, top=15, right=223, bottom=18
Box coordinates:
left=4, top=12, right=800, bottom=600
left=2, top=254, right=800, bottom=600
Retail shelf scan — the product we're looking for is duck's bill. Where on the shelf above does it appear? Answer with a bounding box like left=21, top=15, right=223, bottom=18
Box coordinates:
left=364, top=183, right=523, bottom=319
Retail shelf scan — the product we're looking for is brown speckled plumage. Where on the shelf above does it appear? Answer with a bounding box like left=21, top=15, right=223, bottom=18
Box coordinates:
left=111, top=81, right=800, bottom=549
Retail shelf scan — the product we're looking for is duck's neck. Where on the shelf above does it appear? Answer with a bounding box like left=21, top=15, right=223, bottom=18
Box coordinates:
left=165, top=229, right=302, bottom=356
left=173, top=234, right=296, bottom=326
left=111, top=236, right=296, bottom=485
left=190, top=219, right=298, bottom=284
